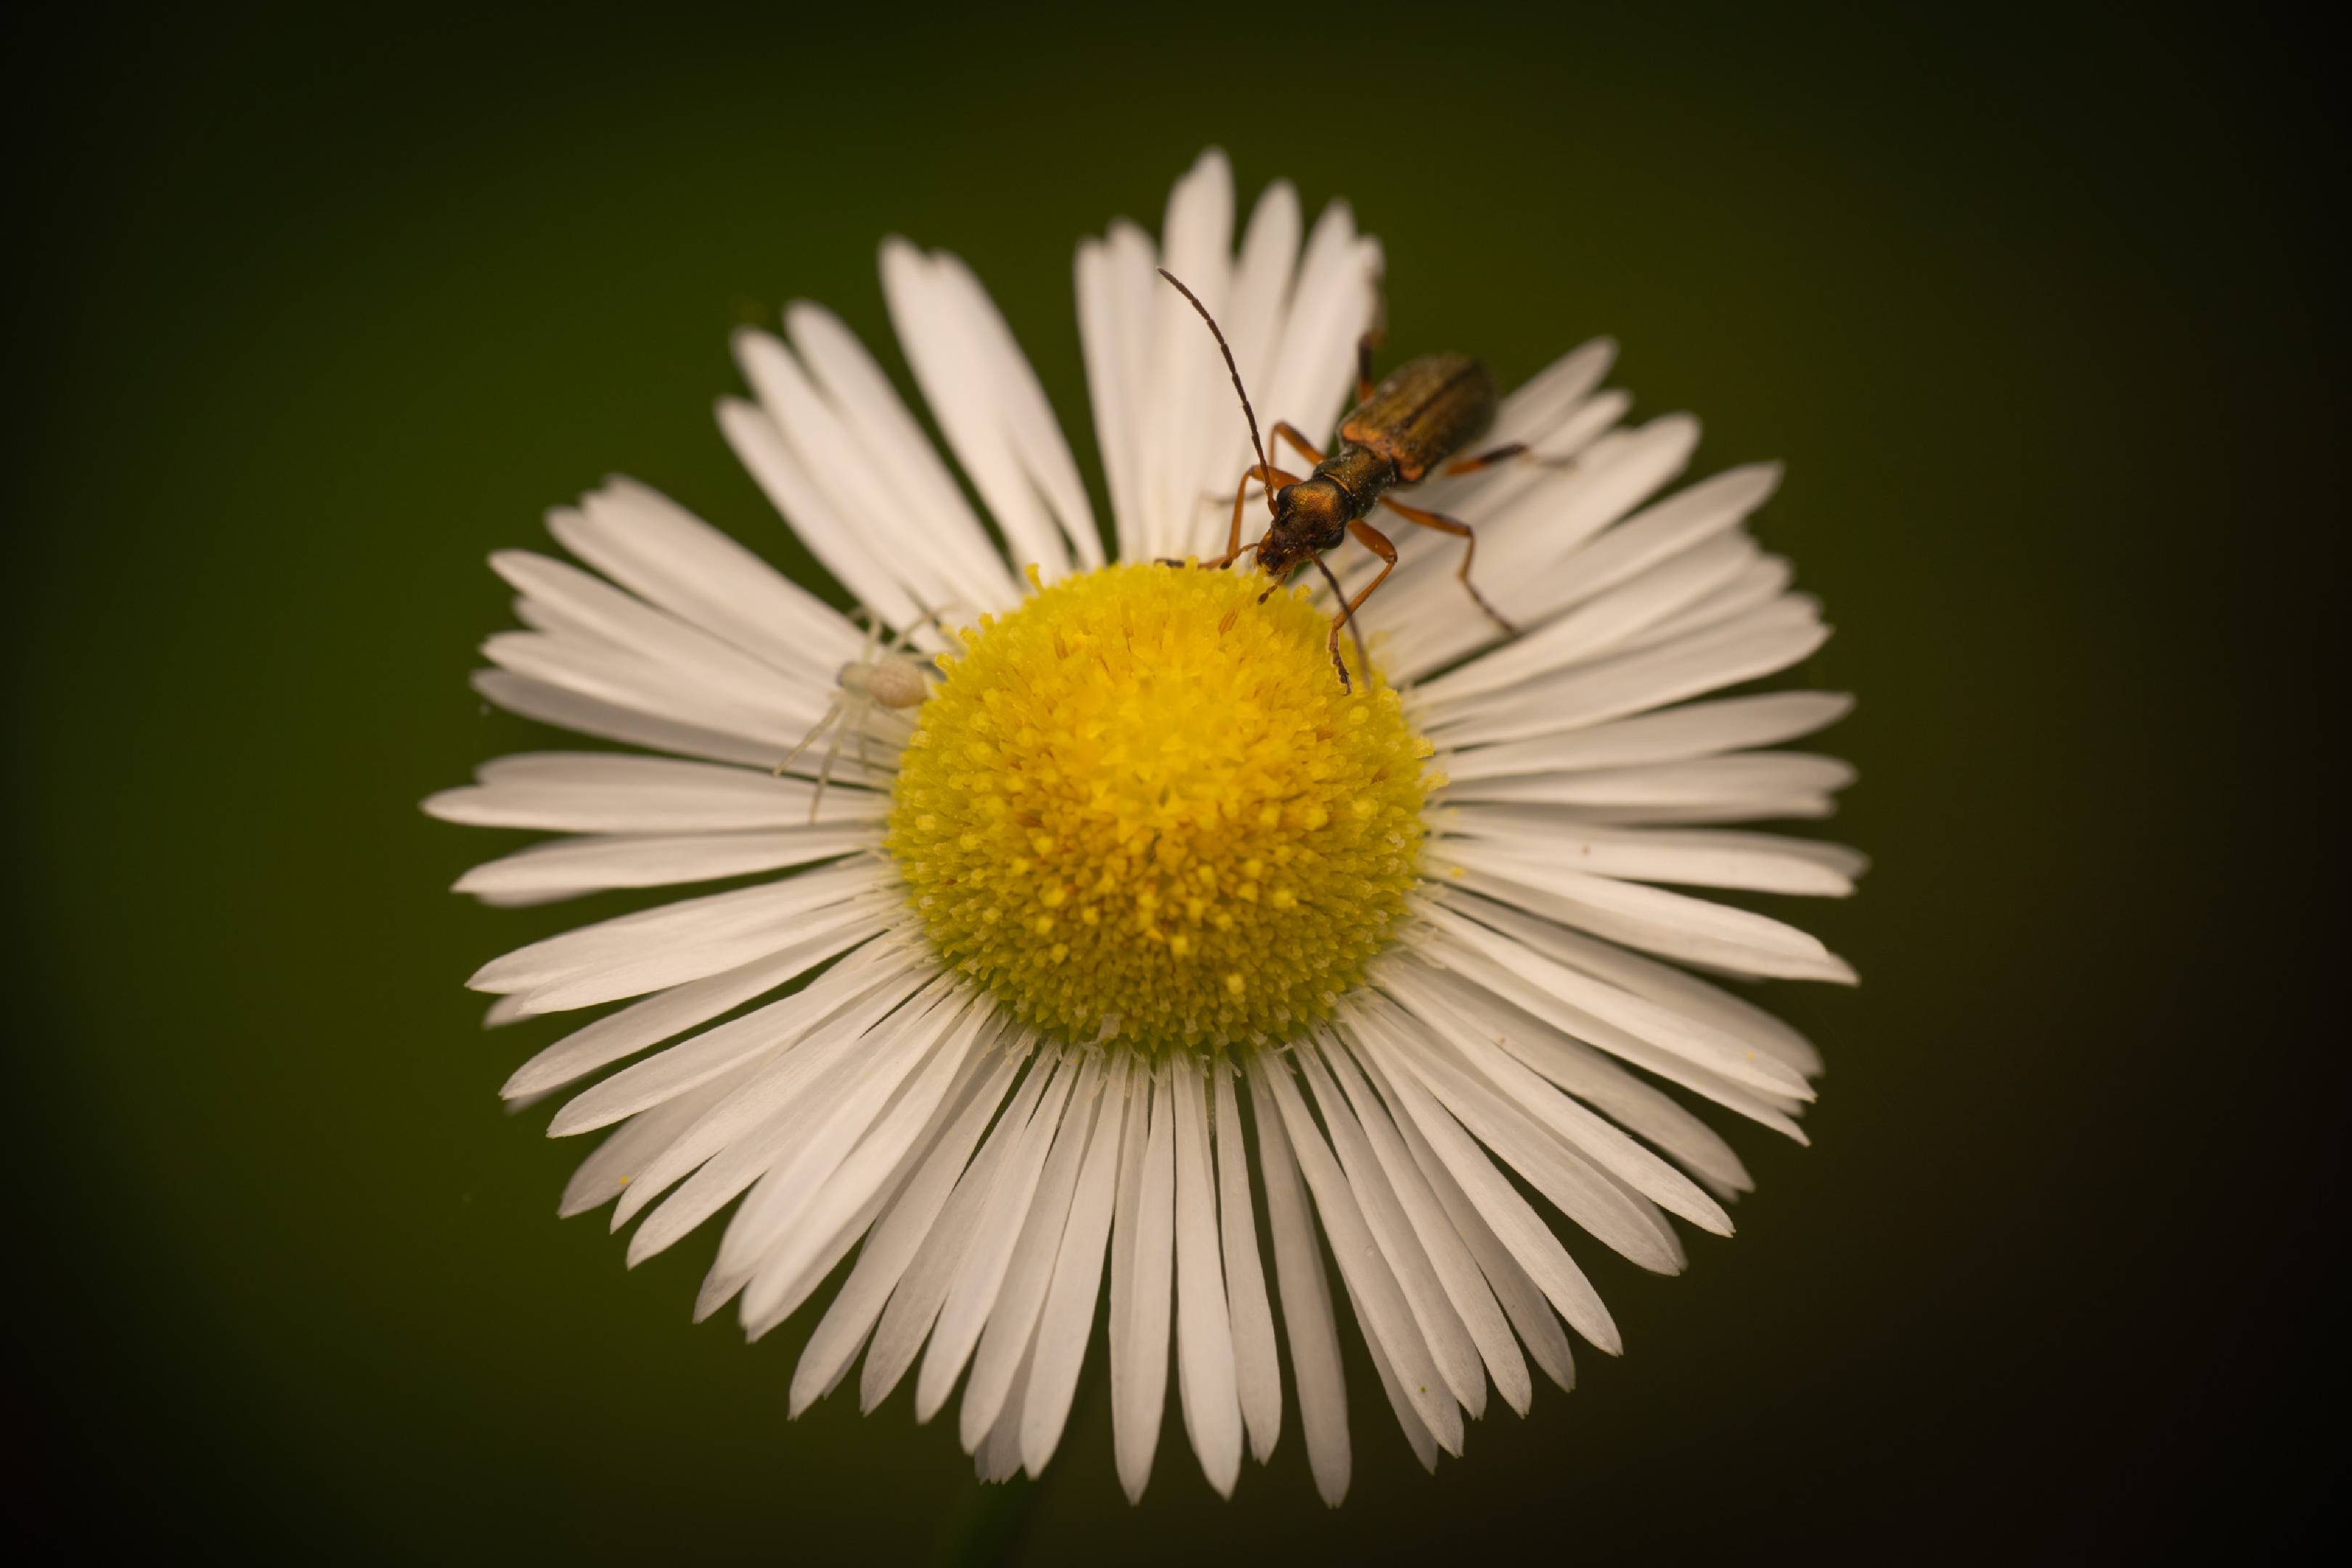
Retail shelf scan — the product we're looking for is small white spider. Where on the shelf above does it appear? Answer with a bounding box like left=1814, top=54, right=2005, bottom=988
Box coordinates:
left=775, top=610, right=943, bottom=820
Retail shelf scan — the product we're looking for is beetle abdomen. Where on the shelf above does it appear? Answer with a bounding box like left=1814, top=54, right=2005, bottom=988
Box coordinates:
left=1339, top=352, right=1497, bottom=483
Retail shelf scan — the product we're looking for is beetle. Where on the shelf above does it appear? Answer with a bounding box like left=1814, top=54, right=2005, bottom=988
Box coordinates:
left=1159, top=268, right=1536, bottom=690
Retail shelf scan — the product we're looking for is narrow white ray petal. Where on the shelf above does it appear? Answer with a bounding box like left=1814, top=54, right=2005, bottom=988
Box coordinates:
left=1359, top=1000, right=1684, bottom=1273
left=428, top=752, right=878, bottom=835
left=974, top=1335, right=1038, bottom=1482
left=1440, top=821, right=1858, bottom=897
left=735, top=1004, right=998, bottom=1327
left=614, top=966, right=955, bottom=1230
left=1113, top=1066, right=1177, bottom=1503
left=467, top=856, right=880, bottom=996
left=1249, top=1053, right=1463, bottom=1454
left=1453, top=889, right=1826, bottom=1077
left=717, top=396, right=928, bottom=632
left=881, top=241, right=1077, bottom=582
left=955, top=1051, right=1105, bottom=1435
left=467, top=669, right=784, bottom=770
left=862, top=1051, right=1061, bottom=1413
left=455, top=828, right=873, bottom=904
left=785, top=303, right=1026, bottom=603
left=1343, top=1012, right=1622, bottom=1355
left=701, top=990, right=983, bottom=1306
left=481, top=627, right=812, bottom=743
left=1316, top=1036, right=1532, bottom=1416
left=556, top=1057, right=762, bottom=1218
left=1169, top=1055, right=1243, bottom=1497
left=1382, top=961, right=1735, bottom=1235
left=1217, top=178, right=1302, bottom=481
left=929, top=254, right=1104, bottom=573
left=1416, top=531, right=1760, bottom=714
left=1346, top=1270, right=1440, bottom=1474
left=1078, top=234, right=1144, bottom=563
left=1294, top=1039, right=1487, bottom=1417
left=1442, top=691, right=1854, bottom=784
left=1087, top=219, right=1161, bottom=561
left=1248, top=1066, right=1349, bottom=1507
left=503, top=906, right=883, bottom=1099
left=1430, top=915, right=1811, bottom=1140
left=791, top=1039, right=1027, bottom=1415
left=1624, top=558, right=1800, bottom=653
left=1104, top=1069, right=1149, bottom=1471
left=733, top=327, right=995, bottom=616
left=544, top=937, right=918, bottom=1136
left=918, top=1052, right=1090, bottom=1425
left=549, top=478, right=863, bottom=679
left=478, top=873, right=888, bottom=1022
left=1402, top=958, right=1755, bottom=1191
left=625, top=978, right=961, bottom=1265
left=491, top=549, right=837, bottom=714
left=1021, top=1053, right=1132, bottom=1477
left=1424, top=605, right=1832, bottom=750
left=1141, top=150, right=1235, bottom=560
left=1444, top=753, right=1857, bottom=813
left=1445, top=854, right=1856, bottom=984
left=1212, top=1063, right=1281, bottom=1463
left=1349, top=1037, right=1577, bottom=1393
left=1424, top=902, right=1819, bottom=1095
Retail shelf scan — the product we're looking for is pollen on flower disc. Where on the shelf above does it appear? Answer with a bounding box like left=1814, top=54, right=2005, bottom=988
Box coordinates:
left=887, top=561, right=1434, bottom=1053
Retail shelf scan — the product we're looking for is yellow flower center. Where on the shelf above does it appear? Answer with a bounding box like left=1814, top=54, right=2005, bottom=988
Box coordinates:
left=888, top=561, right=1434, bottom=1054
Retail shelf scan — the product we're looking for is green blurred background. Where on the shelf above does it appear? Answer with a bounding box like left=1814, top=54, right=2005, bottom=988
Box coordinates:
left=5, top=2, right=2338, bottom=1560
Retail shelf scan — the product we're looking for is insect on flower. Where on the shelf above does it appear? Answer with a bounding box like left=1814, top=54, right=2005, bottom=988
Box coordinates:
left=1159, top=267, right=1572, bottom=690
left=774, top=609, right=942, bottom=817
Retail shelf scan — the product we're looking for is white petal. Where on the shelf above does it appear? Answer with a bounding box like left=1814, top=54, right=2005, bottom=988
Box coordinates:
left=467, top=669, right=782, bottom=769
left=1293, top=1040, right=1488, bottom=1418
left=555, top=1056, right=763, bottom=1218
left=1344, top=1011, right=1622, bottom=1355
left=1020, top=1053, right=1132, bottom=1475
left=1442, top=854, right=1855, bottom=984
left=1112, top=1066, right=1176, bottom=1503
left=1350, top=1037, right=1577, bottom=1393
left=729, top=1000, right=997, bottom=1325
left=454, top=827, right=873, bottom=905
left=549, top=478, right=862, bottom=679
left=1249, top=1052, right=1463, bottom=1454
left=1455, top=890, right=1826, bottom=1077
left=1440, top=819, right=1860, bottom=897
left=624, top=976, right=963, bottom=1265
left=789, top=1037, right=1027, bottom=1414
left=1381, top=961, right=1735, bottom=1235
left=1248, top=1066, right=1349, bottom=1507
left=1442, top=691, right=1854, bottom=784
left=956, top=1053, right=1101, bottom=1446
left=862, top=1050, right=1061, bottom=1412
left=427, top=752, right=877, bottom=835
left=543, top=937, right=917, bottom=1135
left=1315, top=1037, right=1532, bottom=1416
left=1212, top=1063, right=1281, bottom=1463
left=502, top=905, right=882, bottom=1099
left=1170, top=1055, right=1243, bottom=1497
left=1425, top=602, right=1829, bottom=750
left=918, top=1052, right=1089, bottom=1425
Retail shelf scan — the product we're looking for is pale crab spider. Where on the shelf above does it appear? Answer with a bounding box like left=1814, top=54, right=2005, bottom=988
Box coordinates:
left=774, top=608, right=946, bottom=820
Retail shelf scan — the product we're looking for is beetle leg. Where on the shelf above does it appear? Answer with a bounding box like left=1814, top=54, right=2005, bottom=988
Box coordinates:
left=1270, top=421, right=1326, bottom=469
left=1182, top=462, right=1300, bottom=570
left=1441, top=441, right=1581, bottom=478
left=1313, top=518, right=1397, bottom=690
left=1378, top=497, right=1518, bottom=636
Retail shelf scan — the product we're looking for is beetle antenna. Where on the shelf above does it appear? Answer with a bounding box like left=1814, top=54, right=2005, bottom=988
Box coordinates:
left=1158, top=267, right=1277, bottom=518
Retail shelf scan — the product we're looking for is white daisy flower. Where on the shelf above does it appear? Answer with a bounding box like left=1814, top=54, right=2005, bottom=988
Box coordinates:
left=428, top=148, right=1859, bottom=1505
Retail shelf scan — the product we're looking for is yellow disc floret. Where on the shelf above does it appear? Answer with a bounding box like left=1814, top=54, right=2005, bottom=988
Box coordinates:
left=888, top=561, right=1434, bottom=1054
